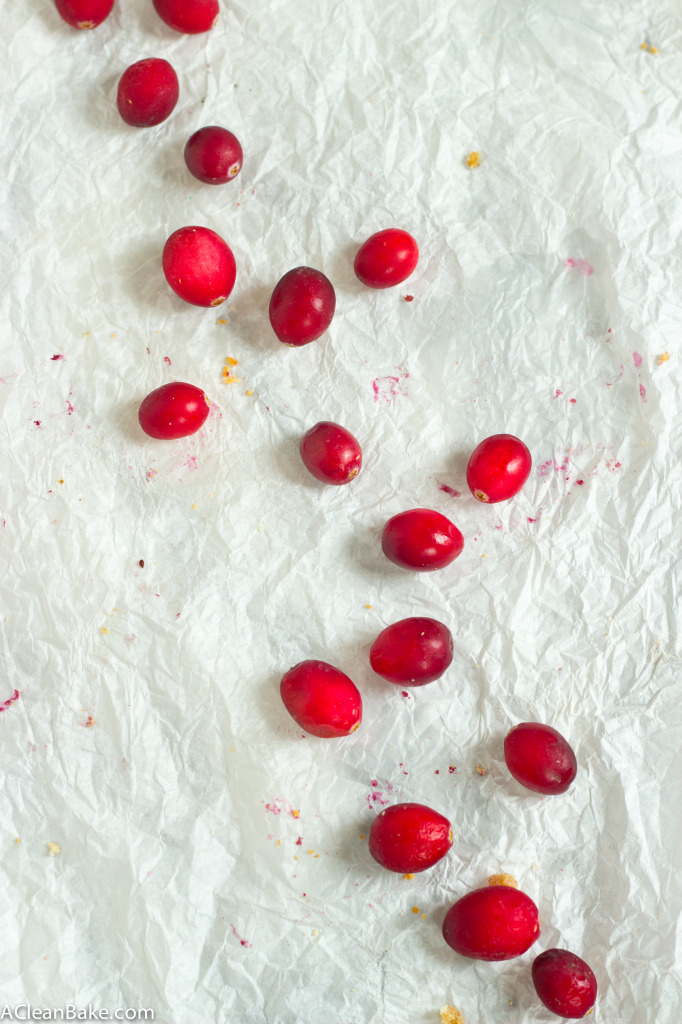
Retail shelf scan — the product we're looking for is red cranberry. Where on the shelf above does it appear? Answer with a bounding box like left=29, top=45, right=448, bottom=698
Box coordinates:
left=354, top=229, right=419, bottom=289
left=369, top=802, right=452, bottom=873
left=162, top=226, right=236, bottom=307
left=138, top=382, right=209, bottom=439
left=55, top=0, right=114, bottom=28
left=299, top=422, right=361, bottom=485
left=370, top=617, right=453, bottom=686
left=184, top=126, right=243, bottom=185
left=382, top=508, right=463, bottom=571
left=280, top=660, right=362, bottom=738
left=117, top=58, right=179, bottom=128
left=504, top=723, right=577, bottom=795
left=442, top=885, right=540, bottom=961
left=466, top=433, right=532, bottom=504
left=532, top=948, right=597, bottom=1019
left=152, top=0, right=219, bottom=33
left=269, top=267, right=336, bottom=347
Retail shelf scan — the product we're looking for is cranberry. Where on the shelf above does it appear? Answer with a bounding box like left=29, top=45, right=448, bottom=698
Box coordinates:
left=138, top=382, right=209, bottom=440
left=54, top=0, right=114, bottom=28
left=532, top=949, right=597, bottom=1019
left=162, top=226, right=236, bottom=307
left=184, top=126, right=243, bottom=185
left=152, top=0, right=219, bottom=33
left=504, top=723, right=577, bottom=795
left=369, top=802, right=452, bottom=873
left=116, top=58, right=179, bottom=128
left=280, top=660, right=362, bottom=738
left=299, top=421, right=362, bottom=485
left=354, top=229, right=419, bottom=289
left=442, top=884, right=540, bottom=961
left=269, top=267, right=336, bottom=347
left=382, top=508, right=464, bottom=571
left=466, top=433, right=532, bottom=504
left=370, top=617, right=453, bottom=686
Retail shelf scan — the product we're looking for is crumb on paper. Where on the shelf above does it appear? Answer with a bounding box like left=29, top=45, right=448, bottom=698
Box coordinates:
left=216, top=318, right=228, bottom=324
left=47, top=842, right=60, bottom=856
left=641, top=42, right=658, bottom=53
left=466, top=151, right=480, bottom=167
left=257, top=524, right=265, bottom=531
left=475, top=764, right=487, bottom=776
left=101, top=627, right=109, bottom=634
left=58, top=479, right=64, bottom=485
left=14, top=838, right=20, bottom=844
left=440, top=1006, right=465, bottom=1024
left=412, top=905, right=419, bottom=914
left=364, top=604, right=372, bottom=609
left=84, top=715, right=96, bottom=728
left=657, top=351, right=670, bottom=365
left=246, top=389, right=253, bottom=396
left=489, top=873, right=518, bottom=888
left=404, top=294, right=414, bottom=302
left=402, top=873, right=414, bottom=879
left=191, top=503, right=198, bottom=510
left=291, top=809, right=300, bottom=819
left=420, top=912, right=427, bottom=920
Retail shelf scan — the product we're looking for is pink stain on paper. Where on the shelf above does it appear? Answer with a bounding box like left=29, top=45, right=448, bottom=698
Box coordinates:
left=230, top=924, right=252, bottom=949
left=50, top=354, right=65, bottom=362
left=633, top=351, right=643, bottom=368
left=640, top=383, right=647, bottom=402
left=437, top=480, right=461, bottom=497
left=164, top=356, right=171, bottom=365
left=372, top=367, right=409, bottom=405
left=0, top=690, right=20, bottom=713
left=65, top=396, right=74, bottom=415
left=182, top=455, right=198, bottom=472
left=366, top=778, right=393, bottom=810
left=264, top=798, right=300, bottom=818
left=565, top=258, right=594, bottom=277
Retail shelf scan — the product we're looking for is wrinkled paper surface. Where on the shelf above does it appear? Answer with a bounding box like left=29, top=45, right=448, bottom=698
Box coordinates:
left=2, top=0, right=681, bottom=1021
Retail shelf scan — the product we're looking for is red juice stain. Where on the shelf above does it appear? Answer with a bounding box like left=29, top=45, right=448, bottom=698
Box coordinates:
left=295, top=837, right=302, bottom=846
left=139, top=559, right=145, bottom=568
left=401, top=690, right=410, bottom=698
left=528, top=517, right=539, bottom=523
left=576, top=479, right=584, bottom=486
left=51, top=354, right=64, bottom=361
left=34, top=421, right=41, bottom=427
left=448, top=766, right=456, bottom=774
left=370, top=779, right=378, bottom=787
left=164, top=356, right=171, bottom=365
left=372, top=367, right=409, bottom=405
left=66, top=397, right=74, bottom=415
left=553, top=389, right=563, bottom=398
left=640, top=383, right=647, bottom=402
left=434, top=769, right=440, bottom=774
left=230, top=924, right=252, bottom=949
left=437, top=480, right=461, bottom=497
left=569, top=398, right=577, bottom=403
left=404, top=295, right=414, bottom=302
left=0, top=690, right=20, bottom=713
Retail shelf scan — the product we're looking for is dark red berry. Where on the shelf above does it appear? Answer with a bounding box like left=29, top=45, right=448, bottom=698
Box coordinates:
left=184, top=126, right=243, bottom=185
left=354, top=229, right=418, bottom=289
left=369, top=617, right=453, bottom=686
left=269, top=267, right=336, bottom=347
left=532, top=948, right=597, bottom=1018
left=280, top=660, right=362, bottom=738
left=381, top=508, right=464, bottom=571
left=442, top=884, right=540, bottom=961
left=299, top=422, right=362, bottom=485
left=466, top=433, right=532, bottom=504
left=369, top=802, right=452, bottom=873
left=504, top=723, right=577, bottom=795
left=117, top=58, right=179, bottom=128
left=162, top=226, right=236, bottom=307
left=55, top=0, right=114, bottom=28
left=152, top=0, right=219, bottom=33
left=138, top=382, right=209, bottom=439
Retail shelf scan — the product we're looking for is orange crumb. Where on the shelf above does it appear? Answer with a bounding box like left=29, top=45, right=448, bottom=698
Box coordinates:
left=191, top=503, right=198, bottom=510
left=412, top=905, right=419, bottom=914
left=466, top=151, right=480, bottom=167
left=364, top=604, right=372, bottom=609
left=246, top=389, right=253, bottom=396
left=294, top=856, right=298, bottom=860
left=216, top=318, right=228, bottom=324
left=489, top=873, right=518, bottom=888
left=402, top=873, right=414, bottom=880
left=359, top=835, right=365, bottom=840
left=276, top=840, right=281, bottom=847
left=291, top=809, right=300, bottom=818
left=307, top=849, right=314, bottom=855
left=657, top=351, right=670, bottom=364
left=440, top=1007, right=465, bottom=1024
left=476, top=764, right=487, bottom=776
left=640, top=42, right=648, bottom=49
left=650, top=46, right=658, bottom=54
left=83, top=331, right=89, bottom=337
left=47, top=842, right=60, bottom=856
left=101, top=627, right=109, bottom=634
left=58, top=479, right=64, bottom=485
left=224, top=356, right=239, bottom=366
left=14, top=838, right=20, bottom=844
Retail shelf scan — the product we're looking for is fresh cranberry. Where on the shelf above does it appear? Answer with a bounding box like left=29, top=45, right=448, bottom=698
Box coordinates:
left=280, top=660, right=362, bottom=738
left=370, top=617, right=453, bottom=686
left=269, top=267, right=336, bottom=346
left=504, top=723, right=577, bottom=795
left=138, top=382, right=209, bottom=439
left=184, top=126, right=243, bottom=185
left=382, top=508, right=463, bottom=571
left=466, top=433, right=532, bottom=503
left=152, top=0, right=219, bottom=33
left=532, top=948, right=597, bottom=1019
left=354, top=229, right=419, bottom=289
left=162, top=226, right=236, bottom=307
left=369, top=802, right=452, bottom=873
left=442, top=884, right=540, bottom=961
left=54, top=0, right=114, bottom=28
left=299, top=421, right=362, bottom=485
left=116, top=58, right=179, bottom=128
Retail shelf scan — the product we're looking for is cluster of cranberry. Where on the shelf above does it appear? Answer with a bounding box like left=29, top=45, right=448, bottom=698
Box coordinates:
left=56, top=0, right=597, bottom=1018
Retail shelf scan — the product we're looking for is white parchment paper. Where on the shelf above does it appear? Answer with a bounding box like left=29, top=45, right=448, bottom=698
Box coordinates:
left=2, top=0, right=682, bottom=1021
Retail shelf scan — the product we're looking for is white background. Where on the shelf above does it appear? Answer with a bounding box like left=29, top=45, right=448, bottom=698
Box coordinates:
left=2, top=0, right=681, bottom=1021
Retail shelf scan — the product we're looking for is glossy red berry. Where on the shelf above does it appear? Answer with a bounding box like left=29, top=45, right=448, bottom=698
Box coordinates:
left=504, top=723, right=577, bottom=795
left=162, top=226, right=236, bottom=307
left=152, top=0, right=219, bottom=33
left=382, top=508, right=463, bottom=571
left=369, top=802, right=452, bottom=873
left=354, top=229, right=419, bottom=289
left=55, top=0, right=114, bottom=28
left=138, top=382, right=209, bottom=440
left=532, top=949, right=597, bottom=1019
left=280, top=660, right=362, bottom=738
left=370, top=617, right=453, bottom=686
left=442, top=885, right=540, bottom=961
left=117, top=58, right=179, bottom=128
left=184, top=126, right=243, bottom=185
left=466, top=433, right=532, bottom=504
left=299, top=422, right=361, bottom=485
left=269, top=267, right=336, bottom=347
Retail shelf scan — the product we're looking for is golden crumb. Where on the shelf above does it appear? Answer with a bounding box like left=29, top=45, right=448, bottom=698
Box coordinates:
left=276, top=840, right=281, bottom=847
left=466, top=151, right=480, bottom=168
left=412, top=906, right=419, bottom=914
left=640, top=42, right=647, bottom=49
left=47, top=842, right=60, bottom=856
left=440, top=1006, right=465, bottom=1024
left=657, top=351, right=670, bottom=364
left=402, top=873, right=415, bottom=880
left=291, top=809, right=300, bottom=819
left=489, top=873, right=518, bottom=888
left=14, top=838, right=20, bottom=844
left=308, top=849, right=314, bottom=855
left=58, top=479, right=64, bottom=485
left=216, top=318, right=227, bottom=324
left=359, top=834, right=365, bottom=840
left=191, top=503, right=198, bottom=510
left=222, top=373, right=241, bottom=384
left=224, top=356, right=239, bottom=366
left=101, top=627, right=109, bottom=634
left=475, top=764, right=487, bottom=776
left=364, top=604, right=372, bottom=609
left=246, top=389, right=253, bottom=396
left=650, top=46, right=658, bottom=54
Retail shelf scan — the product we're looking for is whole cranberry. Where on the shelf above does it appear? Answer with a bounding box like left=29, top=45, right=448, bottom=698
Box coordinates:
left=442, top=884, right=540, bottom=961
left=299, top=422, right=362, bottom=485
left=138, top=382, right=209, bottom=439
left=504, top=723, right=577, bottom=795
left=369, top=617, right=453, bottom=686
left=55, top=0, right=114, bottom=28
left=280, top=660, right=362, bottom=738
left=184, top=126, right=243, bottom=185
left=269, top=267, right=336, bottom=346
left=381, top=508, right=463, bottom=571
left=466, top=433, right=532, bottom=503
left=117, top=58, right=179, bottom=128
left=369, top=802, right=452, bottom=873
left=532, top=948, right=598, bottom=1019
left=354, top=229, right=419, bottom=289
left=152, top=0, right=219, bottom=33
left=162, top=226, right=236, bottom=307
